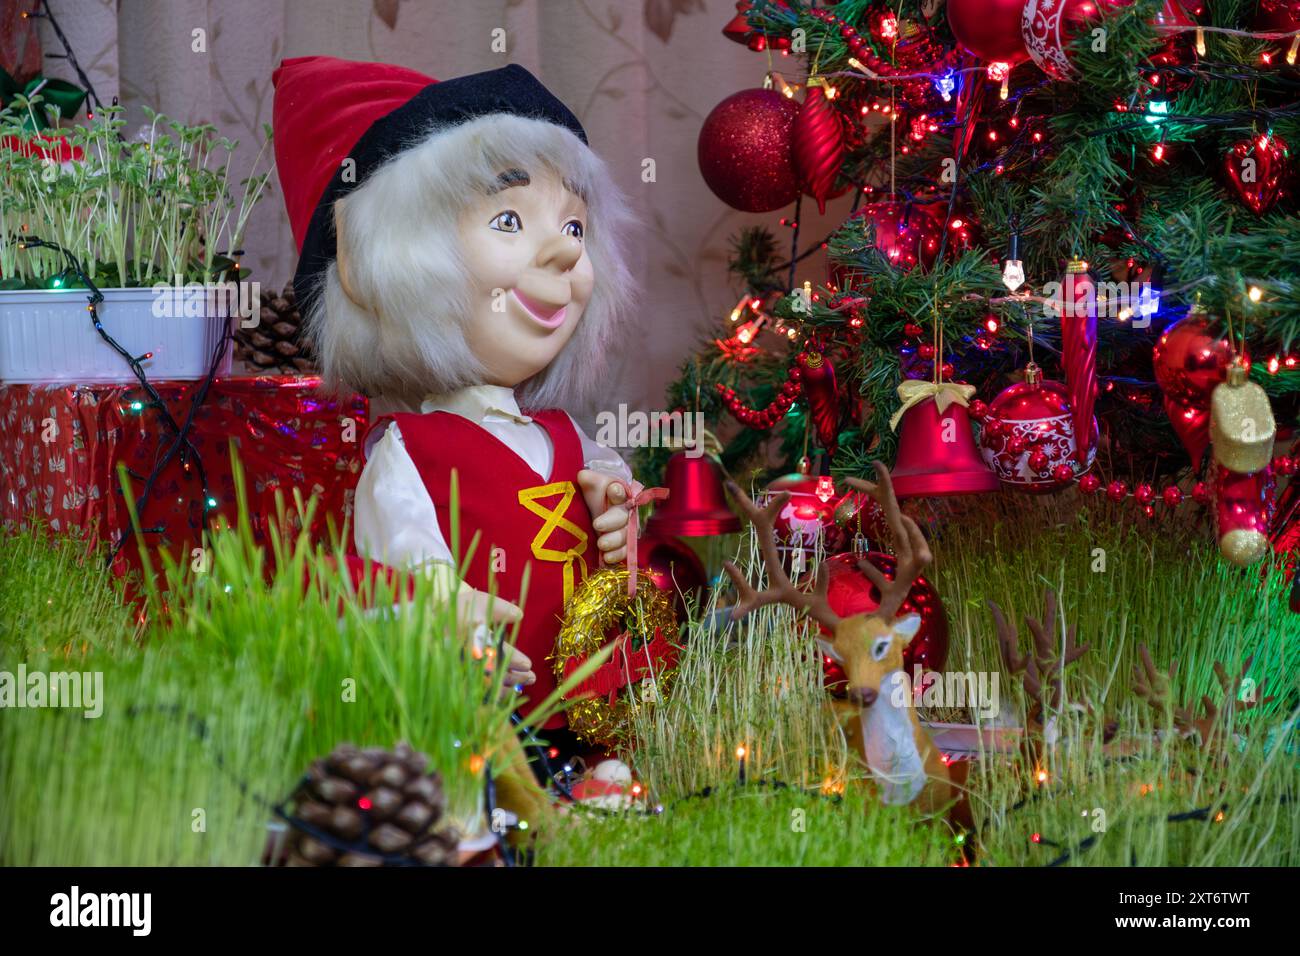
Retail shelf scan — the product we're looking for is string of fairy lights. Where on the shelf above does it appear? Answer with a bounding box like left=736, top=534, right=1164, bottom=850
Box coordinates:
left=14, top=237, right=225, bottom=567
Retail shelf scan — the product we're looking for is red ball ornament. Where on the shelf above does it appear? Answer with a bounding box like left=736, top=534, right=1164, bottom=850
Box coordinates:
left=948, top=0, right=1030, bottom=63
left=1053, top=463, right=1075, bottom=484
left=1135, top=482, right=1156, bottom=505
left=1080, top=473, right=1102, bottom=494
left=1254, top=1, right=1300, bottom=62
left=829, top=201, right=944, bottom=286
left=903, top=321, right=924, bottom=339
left=969, top=399, right=989, bottom=421
left=1023, top=0, right=1123, bottom=80
left=1153, top=309, right=1234, bottom=467
left=793, top=86, right=846, bottom=215
left=1192, top=481, right=1213, bottom=505
left=766, top=470, right=840, bottom=558
left=638, top=533, right=708, bottom=622
left=979, top=365, right=1098, bottom=492
left=819, top=552, right=949, bottom=692
left=1106, top=480, right=1128, bottom=502
left=1223, top=133, right=1291, bottom=216
left=698, top=89, right=801, bottom=212
left=917, top=343, right=936, bottom=360
left=1162, top=485, right=1184, bottom=507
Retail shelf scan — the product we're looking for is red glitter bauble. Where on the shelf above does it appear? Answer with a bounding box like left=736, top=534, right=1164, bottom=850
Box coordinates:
left=698, top=89, right=801, bottom=212
left=1080, top=473, right=1102, bottom=494
left=1162, top=485, right=1184, bottom=507
left=1107, top=480, right=1128, bottom=502
left=948, top=0, right=1030, bottom=63
left=819, top=552, right=949, bottom=693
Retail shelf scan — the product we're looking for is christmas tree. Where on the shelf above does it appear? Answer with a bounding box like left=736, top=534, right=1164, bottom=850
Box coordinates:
left=649, top=0, right=1300, bottom=566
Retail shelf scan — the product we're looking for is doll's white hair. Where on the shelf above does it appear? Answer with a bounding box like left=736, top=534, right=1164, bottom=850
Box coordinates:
left=305, top=113, right=636, bottom=411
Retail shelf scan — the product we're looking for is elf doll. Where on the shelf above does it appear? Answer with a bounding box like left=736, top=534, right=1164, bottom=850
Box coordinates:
left=272, top=58, right=640, bottom=804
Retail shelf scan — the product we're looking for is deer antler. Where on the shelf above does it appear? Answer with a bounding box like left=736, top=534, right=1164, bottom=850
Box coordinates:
left=722, top=481, right=842, bottom=632
left=843, top=463, right=932, bottom=622
left=1132, top=645, right=1272, bottom=747
left=989, top=589, right=1090, bottom=728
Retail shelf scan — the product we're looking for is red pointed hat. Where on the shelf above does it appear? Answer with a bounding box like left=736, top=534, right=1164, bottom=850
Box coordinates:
left=271, top=56, right=587, bottom=302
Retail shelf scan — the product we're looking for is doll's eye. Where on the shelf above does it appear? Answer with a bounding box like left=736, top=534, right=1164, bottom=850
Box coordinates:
left=490, top=211, right=522, bottom=233
left=562, top=219, right=584, bottom=240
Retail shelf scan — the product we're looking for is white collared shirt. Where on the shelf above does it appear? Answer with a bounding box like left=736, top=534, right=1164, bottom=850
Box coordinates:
left=354, top=384, right=631, bottom=569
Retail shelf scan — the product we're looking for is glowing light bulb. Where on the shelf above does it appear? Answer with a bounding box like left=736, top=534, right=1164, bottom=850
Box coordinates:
left=1289, top=36, right=1300, bottom=66
left=1195, top=27, right=1206, bottom=57
left=1002, top=260, right=1025, bottom=292
left=933, top=69, right=956, bottom=103
left=1248, top=286, right=1263, bottom=303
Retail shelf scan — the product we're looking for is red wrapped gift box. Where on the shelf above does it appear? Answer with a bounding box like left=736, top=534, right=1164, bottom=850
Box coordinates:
left=0, top=375, right=368, bottom=578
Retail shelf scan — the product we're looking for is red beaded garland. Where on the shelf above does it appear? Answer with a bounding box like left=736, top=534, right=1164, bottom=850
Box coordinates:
left=1106, top=480, right=1128, bottom=502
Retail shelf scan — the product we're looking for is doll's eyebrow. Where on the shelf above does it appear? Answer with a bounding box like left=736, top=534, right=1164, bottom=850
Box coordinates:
left=487, top=168, right=587, bottom=203
left=488, top=168, right=531, bottom=193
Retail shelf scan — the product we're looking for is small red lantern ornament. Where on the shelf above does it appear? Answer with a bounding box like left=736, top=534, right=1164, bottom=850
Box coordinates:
left=979, top=364, right=1097, bottom=492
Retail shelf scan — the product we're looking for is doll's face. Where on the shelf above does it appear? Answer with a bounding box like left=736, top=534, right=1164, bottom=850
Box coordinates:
left=458, top=165, right=594, bottom=388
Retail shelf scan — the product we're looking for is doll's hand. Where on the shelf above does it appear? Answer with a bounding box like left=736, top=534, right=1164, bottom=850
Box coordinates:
left=458, top=588, right=534, bottom=687
left=578, top=470, right=643, bottom=565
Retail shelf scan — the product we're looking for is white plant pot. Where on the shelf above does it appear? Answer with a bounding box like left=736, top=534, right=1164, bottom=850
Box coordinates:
left=0, top=287, right=233, bottom=384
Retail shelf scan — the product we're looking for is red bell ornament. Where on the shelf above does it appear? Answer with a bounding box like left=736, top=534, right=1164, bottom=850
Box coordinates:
left=947, top=0, right=1030, bottom=64
left=979, top=364, right=1097, bottom=492
left=645, top=452, right=741, bottom=537
left=819, top=552, right=949, bottom=692
left=1153, top=306, right=1234, bottom=467
left=889, top=380, right=1001, bottom=499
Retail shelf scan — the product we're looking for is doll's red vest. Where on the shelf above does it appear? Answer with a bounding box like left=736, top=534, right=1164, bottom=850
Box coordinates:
left=367, top=408, right=599, bottom=729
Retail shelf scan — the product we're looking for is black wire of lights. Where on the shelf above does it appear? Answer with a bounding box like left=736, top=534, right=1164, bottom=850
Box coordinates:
left=15, top=236, right=227, bottom=566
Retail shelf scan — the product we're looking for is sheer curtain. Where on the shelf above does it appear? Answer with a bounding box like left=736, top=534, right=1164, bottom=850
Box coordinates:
left=35, top=0, right=849, bottom=414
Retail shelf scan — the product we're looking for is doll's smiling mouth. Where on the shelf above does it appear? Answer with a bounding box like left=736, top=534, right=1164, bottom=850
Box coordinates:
left=511, top=289, right=569, bottom=329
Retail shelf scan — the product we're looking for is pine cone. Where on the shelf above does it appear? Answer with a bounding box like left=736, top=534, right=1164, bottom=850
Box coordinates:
left=283, top=741, right=459, bottom=867
left=233, top=282, right=317, bottom=375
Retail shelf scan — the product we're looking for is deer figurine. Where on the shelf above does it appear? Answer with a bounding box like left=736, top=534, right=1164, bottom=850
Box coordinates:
left=724, top=462, right=964, bottom=818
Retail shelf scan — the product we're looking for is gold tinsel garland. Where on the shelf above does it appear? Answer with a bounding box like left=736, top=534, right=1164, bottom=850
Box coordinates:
left=550, top=569, right=678, bottom=748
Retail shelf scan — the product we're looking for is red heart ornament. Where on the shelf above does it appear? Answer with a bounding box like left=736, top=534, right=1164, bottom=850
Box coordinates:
left=1223, top=134, right=1291, bottom=215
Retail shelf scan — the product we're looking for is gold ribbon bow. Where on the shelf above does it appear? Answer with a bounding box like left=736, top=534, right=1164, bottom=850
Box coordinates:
left=889, top=380, right=976, bottom=432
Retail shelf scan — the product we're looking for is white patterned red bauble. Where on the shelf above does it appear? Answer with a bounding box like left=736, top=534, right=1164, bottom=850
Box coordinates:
left=978, top=370, right=1097, bottom=492
left=1022, top=0, right=1122, bottom=80
left=765, top=470, right=840, bottom=553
